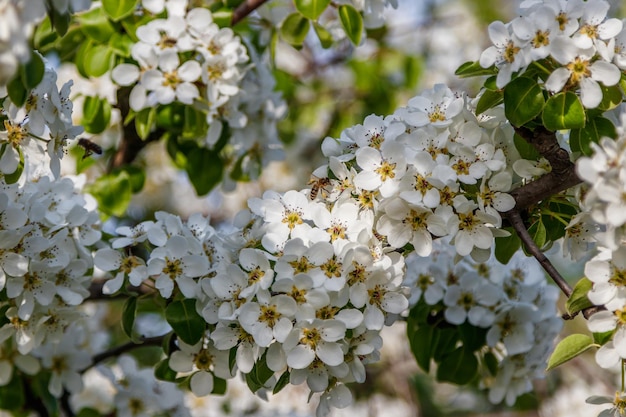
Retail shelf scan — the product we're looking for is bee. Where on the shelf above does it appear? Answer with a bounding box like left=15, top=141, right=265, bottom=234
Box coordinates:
left=77, top=138, right=103, bottom=159
left=308, top=176, right=331, bottom=200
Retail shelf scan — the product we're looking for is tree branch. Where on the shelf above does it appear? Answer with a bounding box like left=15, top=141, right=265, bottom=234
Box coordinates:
left=109, top=87, right=164, bottom=172
left=505, top=209, right=573, bottom=298
left=504, top=126, right=604, bottom=319
left=231, top=0, right=270, bottom=26
left=82, top=335, right=165, bottom=373
left=510, top=126, right=582, bottom=210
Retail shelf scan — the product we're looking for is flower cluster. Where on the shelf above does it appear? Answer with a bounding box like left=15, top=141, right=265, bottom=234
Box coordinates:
left=109, top=0, right=286, bottom=185
left=404, top=243, right=562, bottom=406
left=0, top=172, right=103, bottom=398
left=1, top=59, right=84, bottom=178
left=111, top=3, right=249, bottom=120
left=0, top=0, right=91, bottom=87
left=94, top=82, right=528, bottom=414
left=95, top=200, right=405, bottom=415
left=480, top=0, right=623, bottom=108
left=577, top=133, right=626, bottom=369
left=319, top=83, right=514, bottom=260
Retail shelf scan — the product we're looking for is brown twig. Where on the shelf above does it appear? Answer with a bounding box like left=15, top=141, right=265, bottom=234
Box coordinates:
left=109, top=87, right=164, bottom=172
left=510, top=126, right=582, bottom=210
left=231, top=0, right=270, bottom=26
left=505, top=209, right=573, bottom=298
left=505, top=126, right=604, bottom=319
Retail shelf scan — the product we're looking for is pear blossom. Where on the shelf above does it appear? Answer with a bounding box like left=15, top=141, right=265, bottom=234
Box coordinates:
left=395, top=84, right=464, bottom=128
left=479, top=20, right=530, bottom=88
left=238, top=291, right=297, bottom=347
left=169, top=339, right=232, bottom=396
left=545, top=36, right=621, bottom=108
left=282, top=319, right=347, bottom=369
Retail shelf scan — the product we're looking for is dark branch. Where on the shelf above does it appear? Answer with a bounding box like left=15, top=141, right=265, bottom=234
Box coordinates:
left=511, top=126, right=582, bottom=210
left=83, top=335, right=165, bottom=373
left=505, top=209, right=573, bottom=298
left=231, top=0, right=270, bottom=26
left=109, top=87, right=164, bottom=172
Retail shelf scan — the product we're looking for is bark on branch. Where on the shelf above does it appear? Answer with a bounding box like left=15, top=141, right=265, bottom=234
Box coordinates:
left=503, top=126, right=603, bottom=319
left=509, top=126, right=582, bottom=210
left=231, top=0, right=270, bottom=26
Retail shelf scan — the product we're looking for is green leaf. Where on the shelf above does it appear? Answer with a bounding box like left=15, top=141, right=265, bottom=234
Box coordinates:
left=570, top=115, right=617, bottom=156
left=185, top=147, right=224, bottom=196
left=183, top=106, right=209, bottom=140
left=77, top=8, right=116, bottom=43
left=212, top=377, right=227, bottom=395
left=494, top=227, right=521, bottom=264
left=83, top=45, right=114, bottom=77
left=74, top=39, right=93, bottom=79
left=121, top=296, right=138, bottom=339
left=212, top=8, right=233, bottom=28
left=155, top=358, right=178, bottom=382
left=165, top=299, right=205, bottom=345
left=49, top=8, right=71, bottom=36
left=528, top=219, right=547, bottom=249
left=273, top=371, right=291, bottom=394
left=7, top=76, right=27, bottom=107
left=503, top=77, right=545, bottom=127
left=436, top=347, right=478, bottom=385
left=476, top=88, right=503, bottom=115
left=542, top=92, right=585, bottom=131
left=409, top=325, right=436, bottom=373
left=229, top=347, right=237, bottom=373
left=459, top=323, right=487, bottom=352
left=0, top=372, right=25, bottom=410
left=455, top=61, right=497, bottom=78
left=295, top=0, right=331, bottom=20
left=135, top=107, right=157, bottom=140
left=280, top=13, right=310, bottom=46
left=483, top=351, right=498, bottom=376
left=432, top=327, right=459, bottom=362
left=594, top=330, right=614, bottom=346
left=513, top=132, right=540, bottom=159
left=76, top=408, right=103, bottom=417
left=86, top=170, right=132, bottom=217
left=82, top=95, right=112, bottom=134
left=109, top=33, right=134, bottom=58
left=20, top=52, right=45, bottom=90
left=156, top=103, right=185, bottom=132
left=115, top=165, right=145, bottom=193
left=313, top=22, right=333, bottom=48
left=30, top=372, right=58, bottom=415
left=598, top=84, right=623, bottom=111
left=565, top=277, right=594, bottom=315
left=102, top=0, right=137, bottom=21
left=246, top=353, right=274, bottom=393
left=338, top=5, right=363, bottom=45
left=546, top=334, right=595, bottom=371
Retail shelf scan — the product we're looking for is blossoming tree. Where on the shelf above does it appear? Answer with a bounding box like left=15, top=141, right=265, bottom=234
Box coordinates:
left=1, top=0, right=626, bottom=416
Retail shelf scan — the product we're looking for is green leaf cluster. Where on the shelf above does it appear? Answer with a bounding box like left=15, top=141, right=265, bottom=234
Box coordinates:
left=407, top=301, right=491, bottom=386
left=280, top=2, right=363, bottom=47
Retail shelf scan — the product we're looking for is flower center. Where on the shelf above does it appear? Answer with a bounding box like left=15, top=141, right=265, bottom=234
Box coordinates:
left=404, top=209, right=428, bottom=231
left=566, top=57, right=591, bottom=85
left=288, top=256, right=314, bottom=274
left=194, top=349, right=214, bottom=371
left=503, top=40, right=520, bottom=63
left=375, top=161, right=396, bottom=181
left=321, top=256, right=342, bottom=278
left=532, top=29, right=550, bottom=48
left=259, top=305, right=280, bottom=327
